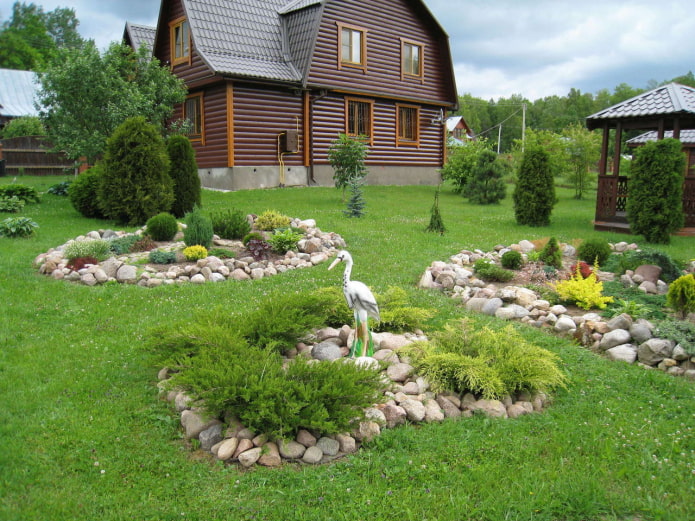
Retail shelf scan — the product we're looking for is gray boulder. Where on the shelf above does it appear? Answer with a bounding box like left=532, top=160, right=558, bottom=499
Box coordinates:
left=605, top=344, right=637, bottom=364
left=637, top=338, right=675, bottom=366
left=599, top=329, right=632, bottom=351
left=312, top=341, right=342, bottom=361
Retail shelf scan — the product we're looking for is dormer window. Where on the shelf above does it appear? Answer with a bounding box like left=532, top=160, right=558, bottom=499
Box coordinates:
left=337, top=22, right=367, bottom=71
left=170, top=17, right=190, bottom=66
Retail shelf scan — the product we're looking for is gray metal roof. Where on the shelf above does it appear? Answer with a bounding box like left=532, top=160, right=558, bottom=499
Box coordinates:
left=627, top=129, right=695, bottom=146
left=124, top=22, right=156, bottom=54
left=184, top=0, right=303, bottom=82
left=0, top=68, right=39, bottom=118
left=587, top=83, right=695, bottom=122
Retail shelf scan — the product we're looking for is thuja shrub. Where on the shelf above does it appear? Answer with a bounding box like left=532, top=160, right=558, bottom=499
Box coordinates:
left=578, top=238, right=612, bottom=266
left=666, top=274, right=695, bottom=319
left=63, top=239, right=111, bottom=261
left=69, top=166, right=105, bottom=219
left=167, top=134, right=201, bottom=218
left=0, top=184, right=40, bottom=204
left=145, top=212, right=178, bottom=242
left=401, top=319, right=567, bottom=399
left=553, top=263, right=614, bottom=310
left=501, top=250, right=523, bottom=270
left=210, top=208, right=250, bottom=240
left=513, top=147, right=555, bottom=226
left=183, top=207, right=213, bottom=248
left=98, top=116, right=173, bottom=225
left=627, top=138, right=685, bottom=244
left=538, top=237, right=562, bottom=269
left=255, top=210, right=291, bottom=231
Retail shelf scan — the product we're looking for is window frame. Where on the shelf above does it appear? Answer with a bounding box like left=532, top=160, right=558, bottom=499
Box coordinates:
left=400, top=38, right=425, bottom=81
left=337, top=22, right=368, bottom=71
left=345, top=97, right=374, bottom=145
left=183, top=92, right=204, bottom=144
left=169, top=17, right=191, bottom=67
left=396, top=103, right=420, bottom=146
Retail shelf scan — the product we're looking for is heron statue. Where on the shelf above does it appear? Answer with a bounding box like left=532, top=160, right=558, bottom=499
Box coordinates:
left=328, top=250, right=380, bottom=357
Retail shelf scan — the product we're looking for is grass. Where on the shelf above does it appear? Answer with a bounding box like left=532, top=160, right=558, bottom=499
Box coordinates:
left=1, top=175, right=694, bottom=520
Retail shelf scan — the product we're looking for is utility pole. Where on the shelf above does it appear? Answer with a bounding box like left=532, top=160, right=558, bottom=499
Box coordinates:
left=497, top=124, right=502, bottom=154
left=521, top=103, right=526, bottom=153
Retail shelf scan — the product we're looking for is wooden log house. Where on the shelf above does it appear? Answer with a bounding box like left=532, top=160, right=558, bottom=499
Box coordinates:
left=133, top=0, right=458, bottom=190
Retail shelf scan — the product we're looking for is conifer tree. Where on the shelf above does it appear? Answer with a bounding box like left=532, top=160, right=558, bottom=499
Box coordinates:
left=167, top=134, right=201, bottom=218
left=513, top=147, right=555, bottom=226
left=465, top=149, right=506, bottom=204
left=425, top=184, right=446, bottom=234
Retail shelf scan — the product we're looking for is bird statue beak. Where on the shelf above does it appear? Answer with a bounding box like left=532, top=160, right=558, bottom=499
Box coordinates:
left=328, top=257, right=341, bottom=270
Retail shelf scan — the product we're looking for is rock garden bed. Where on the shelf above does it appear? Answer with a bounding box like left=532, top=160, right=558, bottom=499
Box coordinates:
left=33, top=217, right=345, bottom=287
left=418, top=239, right=695, bottom=378
left=158, top=325, right=552, bottom=469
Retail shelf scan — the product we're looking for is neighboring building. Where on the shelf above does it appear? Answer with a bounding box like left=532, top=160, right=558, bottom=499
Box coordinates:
left=446, top=115, right=474, bottom=146
left=123, top=22, right=156, bottom=54
left=0, top=68, right=39, bottom=126
left=130, top=0, right=458, bottom=190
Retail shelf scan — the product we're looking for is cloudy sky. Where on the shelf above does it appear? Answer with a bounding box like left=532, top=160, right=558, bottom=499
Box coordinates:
left=1, top=0, right=693, bottom=101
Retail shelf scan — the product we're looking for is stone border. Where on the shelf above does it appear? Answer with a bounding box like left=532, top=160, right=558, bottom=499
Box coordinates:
left=418, top=241, right=695, bottom=378
left=33, top=218, right=345, bottom=287
left=159, top=326, right=551, bottom=468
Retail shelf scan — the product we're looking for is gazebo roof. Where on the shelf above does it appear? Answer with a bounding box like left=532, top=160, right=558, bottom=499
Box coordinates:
left=627, top=129, right=695, bottom=146
left=586, top=82, right=695, bottom=130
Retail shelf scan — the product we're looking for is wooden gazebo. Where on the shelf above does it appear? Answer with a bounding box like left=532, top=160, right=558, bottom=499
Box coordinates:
left=586, top=82, right=695, bottom=235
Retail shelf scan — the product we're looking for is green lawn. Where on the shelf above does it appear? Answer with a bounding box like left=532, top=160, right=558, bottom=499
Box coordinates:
left=1, top=176, right=694, bottom=521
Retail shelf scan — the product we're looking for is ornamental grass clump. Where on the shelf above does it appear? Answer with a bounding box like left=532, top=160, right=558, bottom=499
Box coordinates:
left=401, top=318, right=567, bottom=399
left=63, top=239, right=111, bottom=261
left=552, top=261, right=613, bottom=310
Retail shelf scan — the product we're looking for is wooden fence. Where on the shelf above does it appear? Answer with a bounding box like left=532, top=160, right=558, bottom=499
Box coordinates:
left=0, top=136, right=74, bottom=176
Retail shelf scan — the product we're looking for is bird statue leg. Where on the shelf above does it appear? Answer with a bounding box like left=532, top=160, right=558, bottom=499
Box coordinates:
left=350, top=311, right=374, bottom=358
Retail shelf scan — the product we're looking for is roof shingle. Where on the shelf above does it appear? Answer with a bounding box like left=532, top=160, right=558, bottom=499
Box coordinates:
left=587, top=83, right=695, bottom=122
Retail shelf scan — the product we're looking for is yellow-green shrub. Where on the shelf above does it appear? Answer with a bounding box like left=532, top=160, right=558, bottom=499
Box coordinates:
left=183, top=245, right=208, bottom=261
left=666, top=274, right=695, bottom=319
left=552, top=263, right=613, bottom=310
left=255, top=210, right=291, bottom=231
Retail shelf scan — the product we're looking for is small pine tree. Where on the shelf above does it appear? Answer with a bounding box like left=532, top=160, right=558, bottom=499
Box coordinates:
left=343, top=177, right=366, bottom=218
left=465, top=149, right=507, bottom=204
left=98, top=117, right=173, bottom=225
left=425, top=184, right=446, bottom=234
left=627, top=138, right=685, bottom=244
left=167, top=134, right=201, bottom=218
left=513, top=147, right=555, bottom=226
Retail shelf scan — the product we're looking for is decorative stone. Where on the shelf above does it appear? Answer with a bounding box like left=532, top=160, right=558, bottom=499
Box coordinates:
left=180, top=410, right=219, bottom=440
left=400, top=399, right=426, bottom=422
left=278, top=439, right=306, bottom=459
left=380, top=403, right=407, bottom=428
left=470, top=399, right=507, bottom=418
left=605, top=344, right=637, bottom=364
left=316, top=437, right=340, bottom=456
left=629, top=323, right=652, bottom=344
left=238, top=447, right=263, bottom=467
left=606, top=314, right=633, bottom=332
left=312, top=341, right=342, bottom=361
left=258, top=442, right=282, bottom=467
left=637, top=338, right=675, bottom=366
left=635, top=264, right=662, bottom=284
left=599, top=329, right=632, bottom=350
left=386, top=362, right=413, bottom=382
left=335, top=433, right=357, bottom=454
left=481, top=298, right=503, bottom=316
left=217, top=438, right=240, bottom=460
left=356, top=421, right=381, bottom=442
left=302, top=446, right=324, bottom=464
left=199, top=423, right=224, bottom=451
left=296, top=429, right=317, bottom=447
left=423, top=399, right=445, bottom=422
left=115, top=264, right=137, bottom=283
left=190, top=274, right=206, bottom=284
left=233, top=439, right=254, bottom=459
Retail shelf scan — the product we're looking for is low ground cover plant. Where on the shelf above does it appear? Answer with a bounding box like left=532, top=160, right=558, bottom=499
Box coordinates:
left=0, top=196, right=25, bottom=213
left=268, top=227, right=304, bottom=253
left=474, top=258, right=514, bottom=282
left=63, top=239, right=111, bottom=261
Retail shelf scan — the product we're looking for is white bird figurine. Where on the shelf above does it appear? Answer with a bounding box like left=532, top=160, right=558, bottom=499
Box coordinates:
left=328, top=250, right=380, bottom=357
